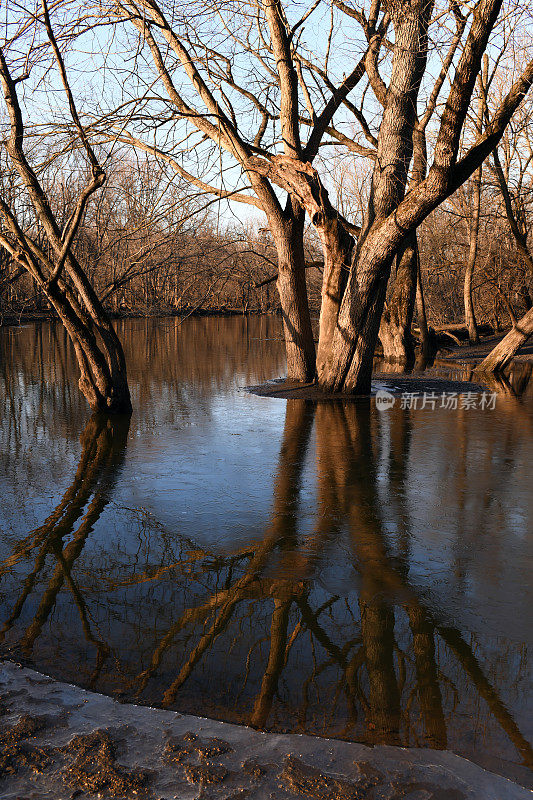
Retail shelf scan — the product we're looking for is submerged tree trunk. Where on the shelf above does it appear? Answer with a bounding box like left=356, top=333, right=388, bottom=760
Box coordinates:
left=474, top=306, right=533, bottom=373
left=270, top=207, right=316, bottom=381
left=0, top=43, right=132, bottom=414
left=44, top=275, right=132, bottom=413
left=415, top=256, right=433, bottom=362
left=317, top=0, right=434, bottom=392
left=378, top=232, right=418, bottom=363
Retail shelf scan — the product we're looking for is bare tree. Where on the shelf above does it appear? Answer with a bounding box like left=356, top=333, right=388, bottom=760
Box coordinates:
left=263, top=0, right=533, bottom=391
left=0, top=1, right=131, bottom=412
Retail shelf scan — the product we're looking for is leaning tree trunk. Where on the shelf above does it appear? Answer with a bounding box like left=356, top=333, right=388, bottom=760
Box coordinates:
left=46, top=278, right=131, bottom=413
left=2, top=234, right=131, bottom=414
left=474, top=305, right=533, bottom=374
left=269, top=207, right=316, bottom=381
left=378, top=232, right=418, bottom=363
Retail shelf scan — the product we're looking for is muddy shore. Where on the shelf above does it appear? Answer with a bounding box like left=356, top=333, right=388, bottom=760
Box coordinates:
left=0, top=661, right=530, bottom=800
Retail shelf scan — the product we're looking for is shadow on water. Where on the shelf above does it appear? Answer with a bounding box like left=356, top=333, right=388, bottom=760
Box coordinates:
left=0, top=318, right=532, bottom=786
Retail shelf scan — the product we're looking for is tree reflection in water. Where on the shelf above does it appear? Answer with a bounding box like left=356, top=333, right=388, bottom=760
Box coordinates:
left=0, top=377, right=532, bottom=786
left=0, top=414, right=130, bottom=682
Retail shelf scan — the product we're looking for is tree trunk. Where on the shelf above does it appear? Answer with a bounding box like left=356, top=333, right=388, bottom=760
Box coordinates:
left=317, top=0, right=434, bottom=393
left=415, top=255, right=433, bottom=362
left=378, top=123, right=427, bottom=367
left=378, top=232, right=418, bottom=363
left=271, top=208, right=316, bottom=381
left=464, top=165, right=481, bottom=344
left=474, top=305, right=533, bottom=373
left=40, top=274, right=131, bottom=413
left=315, top=218, right=354, bottom=380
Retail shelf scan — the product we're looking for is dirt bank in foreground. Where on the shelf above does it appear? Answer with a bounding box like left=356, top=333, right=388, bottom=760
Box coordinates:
left=0, top=661, right=529, bottom=800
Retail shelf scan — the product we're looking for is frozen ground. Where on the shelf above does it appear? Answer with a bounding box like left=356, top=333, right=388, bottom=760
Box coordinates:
left=0, top=661, right=530, bottom=800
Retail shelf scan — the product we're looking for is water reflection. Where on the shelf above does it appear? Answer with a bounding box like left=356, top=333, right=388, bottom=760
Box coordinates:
left=0, top=414, right=130, bottom=682
left=0, top=318, right=532, bottom=787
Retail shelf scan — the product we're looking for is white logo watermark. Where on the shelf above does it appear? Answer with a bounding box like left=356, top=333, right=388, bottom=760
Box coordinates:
left=376, top=390, right=396, bottom=411
left=375, top=390, right=497, bottom=411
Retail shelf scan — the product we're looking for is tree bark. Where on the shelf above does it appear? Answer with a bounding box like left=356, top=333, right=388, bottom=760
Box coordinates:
left=45, top=279, right=132, bottom=413
left=315, top=217, right=354, bottom=380
left=415, top=255, right=433, bottom=362
left=270, top=206, right=316, bottom=381
left=378, top=122, right=427, bottom=365
left=474, top=306, right=533, bottom=373
left=378, top=232, right=418, bottom=363
left=318, top=0, right=434, bottom=392
left=463, top=165, right=481, bottom=344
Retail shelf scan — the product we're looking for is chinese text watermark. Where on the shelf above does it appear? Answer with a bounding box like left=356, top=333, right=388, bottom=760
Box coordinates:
left=375, top=389, right=497, bottom=411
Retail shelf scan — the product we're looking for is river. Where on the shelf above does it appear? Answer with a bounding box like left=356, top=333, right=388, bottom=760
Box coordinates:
left=0, top=316, right=531, bottom=786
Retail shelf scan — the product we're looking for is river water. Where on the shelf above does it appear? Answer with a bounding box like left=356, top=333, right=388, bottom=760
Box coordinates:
left=0, top=316, right=531, bottom=785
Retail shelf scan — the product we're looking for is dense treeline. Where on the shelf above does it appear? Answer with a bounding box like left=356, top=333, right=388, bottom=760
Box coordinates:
left=3, top=150, right=531, bottom=335
left=0, top=155, right=323, bottom=319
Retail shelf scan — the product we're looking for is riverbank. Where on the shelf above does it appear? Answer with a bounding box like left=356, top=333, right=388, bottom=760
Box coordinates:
left=3, top=312, right=533, bottom=371
left=1, top=661, right=530, bottom=800
left=0, top=307, right=275, bottom=328
left=442, top=334, right=533, bottom=363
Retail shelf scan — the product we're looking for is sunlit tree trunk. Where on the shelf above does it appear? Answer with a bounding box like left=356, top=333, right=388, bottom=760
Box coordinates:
left=378, top=233, right=418, bottom=363
left=318, top=0, right=434, bottom=391
left=315, top=217, right=354, bottom=380
left=269, top=206, right=316, bottom=381
left=475, top=305, right=533, bottom=373
left=464, top=165, right=481, bottom=344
